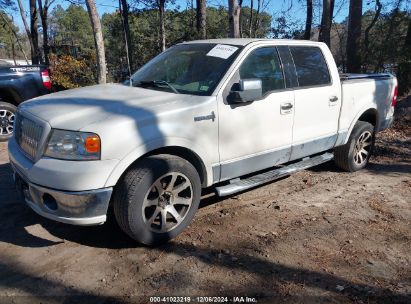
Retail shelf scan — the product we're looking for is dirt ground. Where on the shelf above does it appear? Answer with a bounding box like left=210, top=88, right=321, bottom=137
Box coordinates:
left=0, top=99, right=410, bottom=304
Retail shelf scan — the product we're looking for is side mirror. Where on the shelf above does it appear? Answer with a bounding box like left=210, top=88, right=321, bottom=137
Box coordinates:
left=229, top=79, right=262, bottom=103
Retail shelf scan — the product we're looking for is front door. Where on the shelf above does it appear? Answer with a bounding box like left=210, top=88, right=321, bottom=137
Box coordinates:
left=217, top=46, right=295, bottom=181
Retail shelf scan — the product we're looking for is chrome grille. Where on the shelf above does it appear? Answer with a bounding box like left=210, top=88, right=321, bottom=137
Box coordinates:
left=14, top=113, right=43, bottom=160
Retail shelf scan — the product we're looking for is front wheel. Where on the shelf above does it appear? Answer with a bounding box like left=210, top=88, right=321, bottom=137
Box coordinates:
left=334, top=121, right=375, bottom=172
left=0, top=102, right=17, bottom=142
left=113, top=154, right=201, bottom=245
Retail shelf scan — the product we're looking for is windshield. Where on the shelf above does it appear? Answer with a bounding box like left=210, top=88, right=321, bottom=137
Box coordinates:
left=130, top=43, right=242, bottom=96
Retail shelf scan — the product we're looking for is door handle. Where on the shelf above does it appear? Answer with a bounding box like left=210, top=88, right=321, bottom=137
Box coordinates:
left=280, top=102, right=293, bottom=115
left=281, top=103, right=293, bottom=110
left=329, top=96, right=338, bottom=102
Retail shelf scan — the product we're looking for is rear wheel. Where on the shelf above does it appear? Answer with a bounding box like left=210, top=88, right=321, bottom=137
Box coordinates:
left=113, top=154, right=201, bottom=245
left=334, top=121, right=375, bottom=172
left=0, top=102, right=16, bottom=142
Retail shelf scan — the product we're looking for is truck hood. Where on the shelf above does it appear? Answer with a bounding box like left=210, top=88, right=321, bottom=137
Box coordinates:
left=19, top=83, right=197, bottom=130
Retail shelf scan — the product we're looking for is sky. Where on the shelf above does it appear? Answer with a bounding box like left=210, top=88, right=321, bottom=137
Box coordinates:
left=6, top=0, right=410, bottom=34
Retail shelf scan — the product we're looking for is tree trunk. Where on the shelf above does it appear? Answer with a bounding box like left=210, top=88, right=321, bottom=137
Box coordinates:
left=38, top=0, right=53, bottom=65
left=346, top=0, right=362, bottom=73
left=16, top=0, right=31, bottom=44
left=319, top=0, right=331, bottom=46
left=120, top=0, right=133, bottom=73
left=196, top=0, right=206, bottom=39
left=157, top=0, right=166, bottom=52
left=40, top=6, right=49, bottom=65
left=85, top=0, right=107, bottom=84
left=253, top=0, right=260, bottom=38
left=228, top=0, right=240, bottom=38
left=303, top=0, right=312, bottom=40
left=17, top=0, right=36, bottom=64
left=249, top=0, right=253, bottom=37
left=29, top=0, right=40, bottom=64
left=238, top=0, right=243, bottom=37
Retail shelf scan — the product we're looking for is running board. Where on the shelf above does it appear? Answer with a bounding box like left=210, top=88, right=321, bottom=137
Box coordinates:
left=215, top=152, right=334, bottom=197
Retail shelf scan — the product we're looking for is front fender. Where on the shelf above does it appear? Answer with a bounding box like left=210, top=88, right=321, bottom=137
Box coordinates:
left=104, top=137, right=213, bottom=188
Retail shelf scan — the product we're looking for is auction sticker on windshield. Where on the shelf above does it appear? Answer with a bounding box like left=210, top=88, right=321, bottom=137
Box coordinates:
left=206, top=44, right=239, bottom=59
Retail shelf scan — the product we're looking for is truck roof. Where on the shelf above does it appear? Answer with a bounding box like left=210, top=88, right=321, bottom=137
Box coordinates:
left=183, top=38, right=325, bottom=47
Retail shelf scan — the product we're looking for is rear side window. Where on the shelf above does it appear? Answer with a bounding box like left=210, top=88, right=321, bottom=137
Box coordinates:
left=290, top=47, right=331, bottom=87
left=239, top=47, right=285, bottom=95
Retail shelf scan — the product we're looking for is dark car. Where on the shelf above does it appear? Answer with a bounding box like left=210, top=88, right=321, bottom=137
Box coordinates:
left=0, top=62, right=52, bottom=141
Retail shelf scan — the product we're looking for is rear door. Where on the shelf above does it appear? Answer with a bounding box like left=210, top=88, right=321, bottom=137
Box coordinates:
left=288, top=45, right=341, bottom=160
left=217, top=45, right=295, bottom=181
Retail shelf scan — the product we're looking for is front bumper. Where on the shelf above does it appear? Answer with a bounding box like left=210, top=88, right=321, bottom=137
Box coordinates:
left=13, top=167, right=112, bottom=226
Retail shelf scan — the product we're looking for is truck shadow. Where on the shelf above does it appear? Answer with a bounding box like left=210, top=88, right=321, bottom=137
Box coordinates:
left=365, top=162, right=411, bottom=176
left=0, top=257, right=127, bottom=303
left=305, top=160, right=342, bottom=173
left=156, top=242, right=410, bottom=303
left=307, top=159, right=411, bottom=175
left=0, top=241, right=409, bottom=303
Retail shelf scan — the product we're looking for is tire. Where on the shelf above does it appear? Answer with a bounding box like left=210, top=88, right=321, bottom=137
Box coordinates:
left=113, top=154, right=201, bottom=245
left=334, top=121, right=375, bottom=172
left=0, top=102, right=17, bottom=142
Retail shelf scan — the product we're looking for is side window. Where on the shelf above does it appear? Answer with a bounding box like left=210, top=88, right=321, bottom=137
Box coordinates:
left=239, top=47, right=285, bottom=95
left=289, top=46, right=331, bottom=87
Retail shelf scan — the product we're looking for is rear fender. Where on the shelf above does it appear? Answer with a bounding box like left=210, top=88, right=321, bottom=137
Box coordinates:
left=341, top=106, right=378, bottom=145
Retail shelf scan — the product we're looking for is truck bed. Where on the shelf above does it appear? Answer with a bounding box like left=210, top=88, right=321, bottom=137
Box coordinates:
left=339, top=73, right=392, bottom=81
left=339, top=73, right=396, bottom=137
left=0, top=64, right=51, bottom=102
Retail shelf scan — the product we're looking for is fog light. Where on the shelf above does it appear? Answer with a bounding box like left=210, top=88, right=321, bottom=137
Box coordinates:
left=43, top=194, right=58, bottom=211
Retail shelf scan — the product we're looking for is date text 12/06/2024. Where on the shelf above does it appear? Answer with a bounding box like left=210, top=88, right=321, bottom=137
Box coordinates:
left=149, top=296, right=258, bottom=303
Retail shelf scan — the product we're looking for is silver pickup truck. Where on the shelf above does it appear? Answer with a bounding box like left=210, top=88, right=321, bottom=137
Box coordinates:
left=8, top=39, right=397, bottom=245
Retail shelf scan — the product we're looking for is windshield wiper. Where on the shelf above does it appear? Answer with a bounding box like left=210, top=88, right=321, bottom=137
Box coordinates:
left=137, top=80, right=180, bottom=94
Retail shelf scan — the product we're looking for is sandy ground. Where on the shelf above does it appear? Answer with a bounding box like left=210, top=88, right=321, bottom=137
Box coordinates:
left=0, top=99, right=409, bottom=304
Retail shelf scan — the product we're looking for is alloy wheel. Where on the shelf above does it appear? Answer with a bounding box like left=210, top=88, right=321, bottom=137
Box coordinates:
left=142, top=172, right=193, bottom=233
left=353, top=131, right=372, bottom=165
left=0, top=109, right=15, bottom=135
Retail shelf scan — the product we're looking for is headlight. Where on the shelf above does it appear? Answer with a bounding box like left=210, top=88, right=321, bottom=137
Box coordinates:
left=44, top=129, right=101, bottom=160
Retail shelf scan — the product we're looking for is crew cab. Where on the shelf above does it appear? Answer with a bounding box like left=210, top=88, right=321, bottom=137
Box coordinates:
left=0, top=64, right=52, bottom=141
left=8, top=39, right=397, bottom=245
